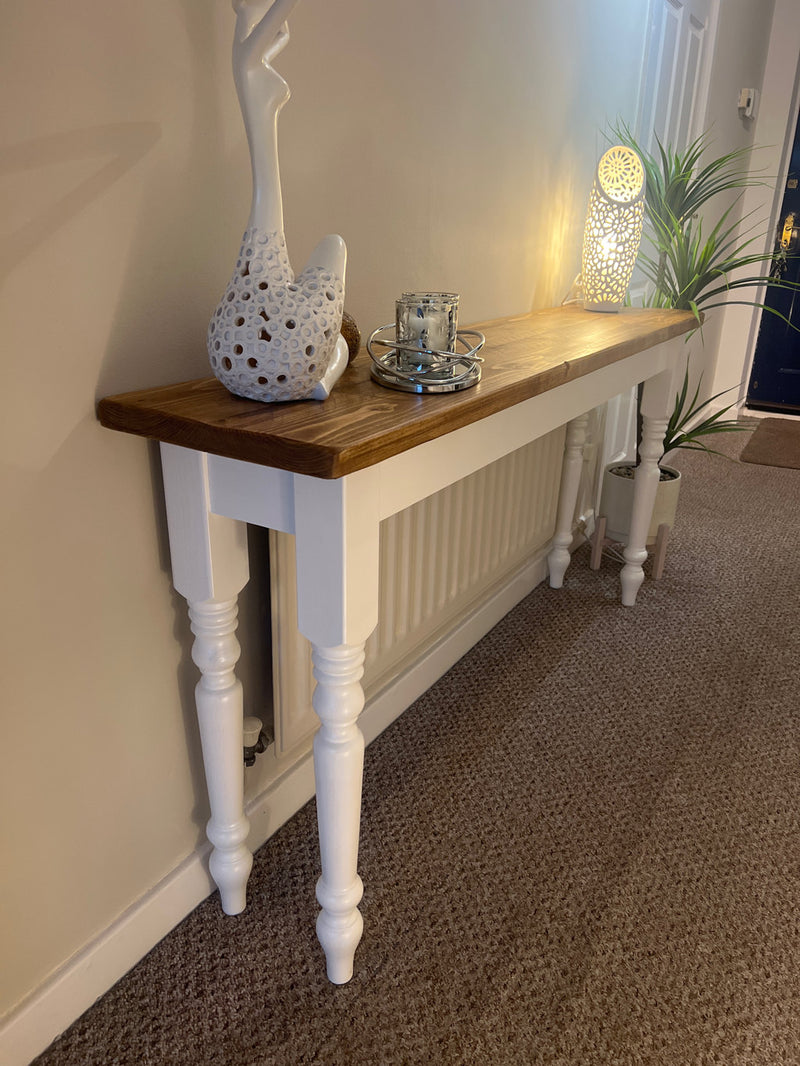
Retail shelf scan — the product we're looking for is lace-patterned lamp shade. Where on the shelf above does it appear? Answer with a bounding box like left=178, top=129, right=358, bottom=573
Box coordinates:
left=581, top=145, right=645, bottom=312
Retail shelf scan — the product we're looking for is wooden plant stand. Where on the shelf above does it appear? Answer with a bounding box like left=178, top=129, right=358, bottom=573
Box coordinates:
left=589, top=516, right=672, bottom=579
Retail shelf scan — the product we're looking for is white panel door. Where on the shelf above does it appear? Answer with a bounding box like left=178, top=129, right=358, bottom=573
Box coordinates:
left=637, top=0, right=716, bottom=152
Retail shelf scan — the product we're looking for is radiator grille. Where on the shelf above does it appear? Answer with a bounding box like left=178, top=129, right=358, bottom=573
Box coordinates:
left=268, top=426, right=566, bottom=760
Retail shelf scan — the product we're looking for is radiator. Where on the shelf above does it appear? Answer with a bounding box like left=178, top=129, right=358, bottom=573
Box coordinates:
left=266, top=422, right=579, bottom=764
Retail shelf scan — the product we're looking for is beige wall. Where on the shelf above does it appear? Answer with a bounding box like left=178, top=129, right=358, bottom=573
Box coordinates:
left=2, top=0, right=710, bottom=1024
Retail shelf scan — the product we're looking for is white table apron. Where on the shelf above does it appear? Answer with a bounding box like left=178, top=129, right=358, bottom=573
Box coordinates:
left=158, top=337, right=681, bottom=984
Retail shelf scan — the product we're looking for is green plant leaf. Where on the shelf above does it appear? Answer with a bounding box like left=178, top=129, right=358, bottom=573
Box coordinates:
left=607, top=122, right=797, bottom=462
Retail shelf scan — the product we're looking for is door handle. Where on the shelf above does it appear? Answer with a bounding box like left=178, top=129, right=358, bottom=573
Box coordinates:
left=780, top=212, right=799, bottom=253
left=771, top=212, right=799, bottom=277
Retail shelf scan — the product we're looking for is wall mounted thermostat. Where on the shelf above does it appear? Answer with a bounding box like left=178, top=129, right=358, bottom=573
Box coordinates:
left=738, top=87, right=758, bottom=118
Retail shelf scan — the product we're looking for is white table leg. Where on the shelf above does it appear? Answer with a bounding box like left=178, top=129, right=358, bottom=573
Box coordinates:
left=188, top=596, right=252, bottom=914
left=620, top=370, right=672, bottom=606
left=160, top=444, right=252, bottom=913
left=293, top=470, right=380, bottom=983
left=548, top=413, right=590, bottom=587
left=311, top=643, right=366, bottom=983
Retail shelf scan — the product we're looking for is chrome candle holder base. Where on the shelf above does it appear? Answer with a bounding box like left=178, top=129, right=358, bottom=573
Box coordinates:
left=367, top=325, right=485, bottom=394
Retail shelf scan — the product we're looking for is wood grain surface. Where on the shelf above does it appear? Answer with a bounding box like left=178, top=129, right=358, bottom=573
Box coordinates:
left=97, top=305, right=696, bottom=478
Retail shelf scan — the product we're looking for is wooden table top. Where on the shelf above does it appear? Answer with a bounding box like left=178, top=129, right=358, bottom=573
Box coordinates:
left=97, top=305, right=696, bottom=478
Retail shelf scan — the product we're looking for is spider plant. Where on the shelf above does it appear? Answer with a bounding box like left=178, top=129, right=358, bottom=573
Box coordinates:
left=611, top=123, right=799, bottom=461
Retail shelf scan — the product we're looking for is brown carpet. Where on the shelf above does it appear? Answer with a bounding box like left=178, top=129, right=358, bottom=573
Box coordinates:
left=740, top=415, right=800, bottom=469
left=33, top=431, right=800, bottom=1066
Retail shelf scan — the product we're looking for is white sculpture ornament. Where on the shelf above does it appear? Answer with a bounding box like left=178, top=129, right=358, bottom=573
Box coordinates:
left=208, top=0, right=349, bottom=402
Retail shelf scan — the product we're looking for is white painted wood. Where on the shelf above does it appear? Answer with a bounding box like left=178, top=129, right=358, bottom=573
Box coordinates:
left=269, top=430, right=565, bottom=759
left=160, top=444, right=250, bottom=602
left=310, top=643, right=366, bottom=983
left=377, top=342, right=676, bottom=520
left=207, top=454, right=295, bottom=534
left=290, top=470, right=381, bottom=979
left=160, top=443, right=253, bottom=913
left=601, top=387, right=638, bottom=467
left=620, top=367, right=674, bottom=605
left=548, top=413, right=590, bottom=588
left=293, top=468, right=381, bottom=648
left=638, top=0, right=715, bottom=153
left=187, top=597, right=252, bottom=915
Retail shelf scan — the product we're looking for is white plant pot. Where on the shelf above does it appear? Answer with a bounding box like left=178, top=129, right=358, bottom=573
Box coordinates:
left=600, top=463, right=682, bottom=545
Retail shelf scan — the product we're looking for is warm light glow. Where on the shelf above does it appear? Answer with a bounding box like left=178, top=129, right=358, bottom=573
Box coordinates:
left=582, top=145, right=645, bottom=312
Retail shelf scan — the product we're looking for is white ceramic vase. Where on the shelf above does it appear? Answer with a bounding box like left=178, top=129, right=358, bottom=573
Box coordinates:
left=208, top=0, right=349, bottom=403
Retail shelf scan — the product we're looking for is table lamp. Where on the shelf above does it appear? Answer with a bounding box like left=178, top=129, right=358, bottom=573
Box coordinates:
left=581, top=145, right=645, bottom=312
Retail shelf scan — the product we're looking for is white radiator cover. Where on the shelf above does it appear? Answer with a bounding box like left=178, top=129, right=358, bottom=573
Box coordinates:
left=264, top=416, right=601, bottom=768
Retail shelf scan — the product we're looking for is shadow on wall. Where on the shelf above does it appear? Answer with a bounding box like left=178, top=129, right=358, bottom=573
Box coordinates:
left=84, top=1, right=272, bottom=838
left=0, top=122, right=161, bottom=284
left=0, top=0, right=274, bottom=839
left=96, top=0, right=249, bottom=399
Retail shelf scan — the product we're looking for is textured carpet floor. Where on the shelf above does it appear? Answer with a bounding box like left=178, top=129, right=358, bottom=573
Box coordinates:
left=34, top=430, right=800, bottom=1066
left=740, top=416, right=800, bottom=469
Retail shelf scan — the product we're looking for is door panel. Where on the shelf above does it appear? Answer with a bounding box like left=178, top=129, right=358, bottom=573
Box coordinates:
left=746, top=121, right=800, bottom=413
left=638, top=0, right=713, bottom=153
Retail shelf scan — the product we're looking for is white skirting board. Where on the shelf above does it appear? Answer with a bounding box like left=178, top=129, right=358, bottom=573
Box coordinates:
left=2, top=416, right=606, bottom=1066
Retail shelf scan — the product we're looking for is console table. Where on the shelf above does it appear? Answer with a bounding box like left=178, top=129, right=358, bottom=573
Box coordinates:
left=98, top=304, right=695, bottom=983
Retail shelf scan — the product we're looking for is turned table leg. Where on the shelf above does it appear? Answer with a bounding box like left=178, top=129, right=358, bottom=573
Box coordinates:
left=620, top=370, right=672, bottom=606
left=548, top=412, right=590, bottom=588
left=293, top=469, right=380, bottom=983
left=160, top=444, right=253, bottom=913
left=188, top=596, right=252, bottom=913
left=311, top=643, right=367, bottom=983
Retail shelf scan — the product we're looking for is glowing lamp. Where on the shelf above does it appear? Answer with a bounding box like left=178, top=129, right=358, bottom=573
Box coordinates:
left=581, top=145, right=645, bottom=312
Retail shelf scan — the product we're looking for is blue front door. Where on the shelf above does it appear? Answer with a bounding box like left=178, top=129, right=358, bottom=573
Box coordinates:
left=747, top=117, right=800, bottom=414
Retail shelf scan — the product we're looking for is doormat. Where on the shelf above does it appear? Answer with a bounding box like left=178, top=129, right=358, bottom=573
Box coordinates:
left=739, top=417, right=800, bottom=470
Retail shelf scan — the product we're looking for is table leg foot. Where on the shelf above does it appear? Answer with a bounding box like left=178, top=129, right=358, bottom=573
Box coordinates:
left=620, top=556, right=646, bottom=606
left=188, top=596, right=253, bottom=914
left=311, top=643, right=366, bottom=983
left=316, top=884, right=364, bottom=984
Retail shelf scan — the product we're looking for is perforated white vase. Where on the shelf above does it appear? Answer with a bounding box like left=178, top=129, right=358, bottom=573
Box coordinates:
left=208, top=228, right=346, bottom=403
left=208, top=0, right=348, bottom=403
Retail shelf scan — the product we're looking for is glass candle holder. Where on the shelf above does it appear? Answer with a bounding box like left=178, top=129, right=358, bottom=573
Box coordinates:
left=395, top=292, right=459, bottom=374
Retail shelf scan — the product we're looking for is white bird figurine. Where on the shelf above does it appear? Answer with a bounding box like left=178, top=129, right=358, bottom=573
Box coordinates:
left=208, top=0, right=349, bottom=402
